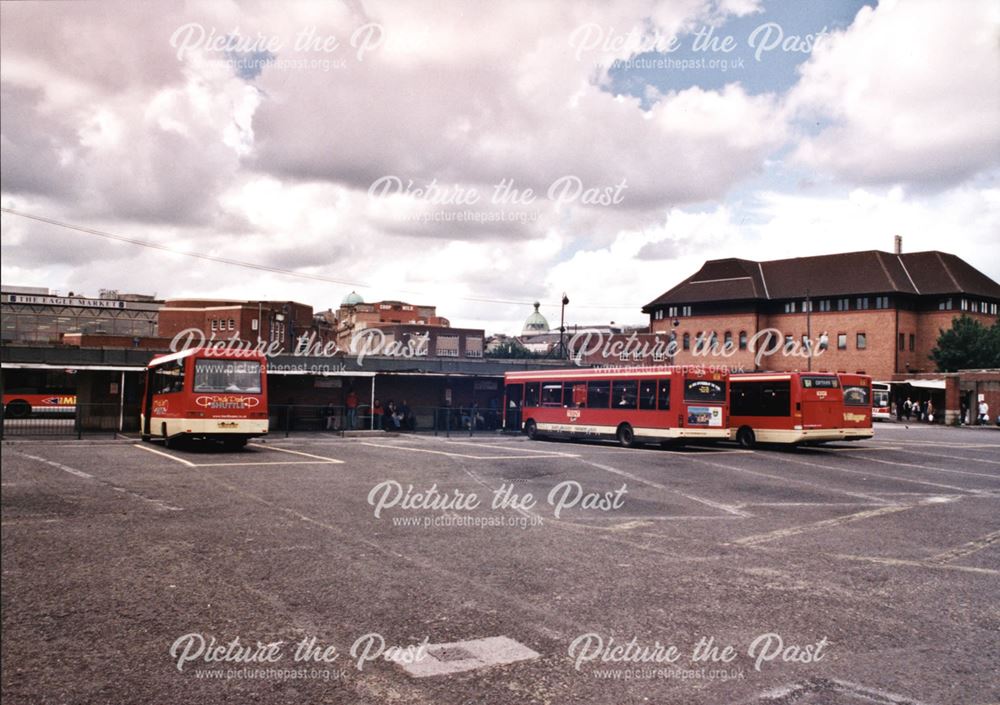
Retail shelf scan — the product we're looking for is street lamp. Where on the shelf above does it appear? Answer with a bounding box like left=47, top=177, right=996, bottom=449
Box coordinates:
left=559, top=293, right=570, bottom=359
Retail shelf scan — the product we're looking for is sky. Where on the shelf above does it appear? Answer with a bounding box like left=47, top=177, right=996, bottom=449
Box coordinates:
left=1, top=0, right=998, bottom=336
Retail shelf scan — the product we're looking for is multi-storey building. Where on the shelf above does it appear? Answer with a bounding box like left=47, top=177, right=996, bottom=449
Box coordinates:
left=641, top=249, right=1000, bottom=379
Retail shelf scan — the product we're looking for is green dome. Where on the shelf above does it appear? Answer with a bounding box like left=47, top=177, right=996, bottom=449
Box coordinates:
left=341, top=291, right=365, bottom=306
left=522, top=302, right=550, bottom=335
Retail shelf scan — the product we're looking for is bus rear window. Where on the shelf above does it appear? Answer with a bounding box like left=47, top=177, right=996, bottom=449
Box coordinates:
left=684, top=379, right=725, bottom=403
left=842, top=385, right=870, bottom=406
left=193, top=359, right=262, bottom=393
left=801, top=376, right=839, bottom=388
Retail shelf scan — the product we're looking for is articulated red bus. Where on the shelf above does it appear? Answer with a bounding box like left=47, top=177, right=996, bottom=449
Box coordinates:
left=838, top=373, right=875, bottom=441
left=729, top=372, right=846, bottom=448
left=503, top=366, right=729, bottom=447
left=141, top=348, right=268, bottom=448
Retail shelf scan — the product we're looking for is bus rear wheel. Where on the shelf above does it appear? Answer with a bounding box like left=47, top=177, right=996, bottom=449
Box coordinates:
left=525, top=419, right=538, bottom=440
left=616, top=423, right=635, bottom=448
left=5, top=400, right=30, bottom=419
left=736, top=427, right=756, bottom=449
left=222, top=437, right=247, bottom=451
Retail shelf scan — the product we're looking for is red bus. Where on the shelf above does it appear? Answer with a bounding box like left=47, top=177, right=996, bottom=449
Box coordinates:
left=141, top=348, right=268, bottom=449
left=2, top=369, right=76, bottom=418
left=871, top=381, right=891, bottom=421
left=729, top=372, right=845, bottom=448
left=839, top=373, right=875, bottom=440
left=503, top=366, right=729, bottom=447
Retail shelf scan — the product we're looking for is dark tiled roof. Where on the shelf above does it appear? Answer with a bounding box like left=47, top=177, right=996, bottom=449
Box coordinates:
left=643, top=250, right=1000, bottom=310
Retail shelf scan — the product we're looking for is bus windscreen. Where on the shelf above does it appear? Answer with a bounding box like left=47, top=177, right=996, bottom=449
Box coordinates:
left=842, top=385, right=870, bottom=406
left=193, top=359, right=263, bottom=393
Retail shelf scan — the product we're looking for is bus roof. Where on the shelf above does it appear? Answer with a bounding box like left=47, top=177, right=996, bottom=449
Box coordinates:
left=147, top=347, right=267, bottom=367
left=730, top=371, right=840, bottom=382
left=504, top=366, right=725, bottom=381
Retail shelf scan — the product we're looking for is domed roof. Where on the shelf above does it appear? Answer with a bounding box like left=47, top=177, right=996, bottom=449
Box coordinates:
left=341, top=291, right=365, bottom=306
left=522, top=302, right=550, bottom=335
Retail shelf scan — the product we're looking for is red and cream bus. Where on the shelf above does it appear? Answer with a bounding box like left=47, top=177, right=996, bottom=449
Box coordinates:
left=141, top=348, right=268, bottom=449
left=871, top=381, right=892, bottom=421
left=728, top=371, right=846, bottom=448
left=503, top=366, right=729, bottom=447
left=838, top=373, right=875, bottom=440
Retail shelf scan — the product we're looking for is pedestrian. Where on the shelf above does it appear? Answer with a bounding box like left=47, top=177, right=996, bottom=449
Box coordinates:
left=926, top=400, right=934, bottom=424
left=903, top=397, right=912, bottom=420
left=324, top=401, right=337, bottom=431
left=960, top=400, right=968, bottom=426
left=895, top=398, right=903, bottom=422
left=372, top=399, right=383, bottom=430
left=399, top=400, right=413, bottom=431
left=345, top=389, right=359, bottom=430
left=979, top=399, right=990, bottom=425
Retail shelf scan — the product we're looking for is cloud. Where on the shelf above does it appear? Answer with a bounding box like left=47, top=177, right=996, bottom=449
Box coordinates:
left=786, top=0, right=1000, bottom=189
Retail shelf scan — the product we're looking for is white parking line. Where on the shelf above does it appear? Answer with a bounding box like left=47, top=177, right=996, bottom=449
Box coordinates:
left=930, top=529, right=1000, bottom=564
left=831, top=553, right=999, bottom=577
left=133, top=443, right=197, bottom=467
left=17, top=452, right=94, bottom=478
left=733, top=504, right=918, bottom=546
left=247, top=444, right=344, bottom=464
left=360, top=441, right=578, bottom=460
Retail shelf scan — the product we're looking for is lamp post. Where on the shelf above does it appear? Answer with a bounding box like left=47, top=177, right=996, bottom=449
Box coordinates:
left=559, top=293, right=569, bottom=359
left=805, top=289, right=812, bottom=371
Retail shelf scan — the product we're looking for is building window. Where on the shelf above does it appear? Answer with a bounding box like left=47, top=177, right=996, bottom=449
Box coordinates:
left=909, top=333, right=915, bottom=352
left=938, top=298, right=952, bottom=310
left=875, top=296, right=890, bottom=309
left=682, top=333, right=690, bottom=351
left=619, top=351, right=629, bottom=361
left=971, top=301, right=979, bottom=313
left=898, top=333, right=905, bottom=350
left=436, top=335, right=460, bottom=357
left=856, top=333, right=867, bottom=350
left=856, top=297, right=869, bottom=310
left=681, top=305, right=692, bottom=317
left=228, top=318, right=235, bottom=331
left=724, top=331, right=733, bottom=350
left=837, top=298, right=850, bottom=311
left=738, top=331, right=748, bottom=350
left=668, top=306, right=678, bottom=318
left=802, top=300, right=813, bottom=312
left=837, top=333, right=847, bottom=350
left=211, top=319, right=218, bottom=331
left=960, top=299, right=969, bottom=311
left=818, top=299, right=831, bottom=312
left=654, top=310, right=664, bottom=321
left=652, top=351, right=664, bottom=362
left=465, top=337, right=483, bottom=358
left=784, top=301, right=797, bottom=313
left=784, top=334, right=794, bottom=352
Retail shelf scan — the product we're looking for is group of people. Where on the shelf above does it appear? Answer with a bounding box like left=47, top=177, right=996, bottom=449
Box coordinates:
left=961, top=399, right=992, bottom=426
left=896, top=397, right=935, bottom=423
left=379, top=399, right=415, bottom=431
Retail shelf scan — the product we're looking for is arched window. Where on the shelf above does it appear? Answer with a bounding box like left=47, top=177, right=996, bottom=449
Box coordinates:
left=723, top=331, right=732, bottom=351
left=739, top=331, right=748, bottom=350
left=682, top=333, right=690, bottom=351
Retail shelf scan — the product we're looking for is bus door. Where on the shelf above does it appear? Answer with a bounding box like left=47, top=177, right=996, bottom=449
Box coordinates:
left=504, top=383, right=523, bottom=431
left=141, top=369, right=154, bottom=436
left=799, top=376, right=841, bottom=428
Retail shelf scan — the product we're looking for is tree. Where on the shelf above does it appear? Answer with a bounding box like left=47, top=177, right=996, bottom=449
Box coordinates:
left=930, top=315, right=1000, bottom=372
left=485, top=340, right=544, bottom=359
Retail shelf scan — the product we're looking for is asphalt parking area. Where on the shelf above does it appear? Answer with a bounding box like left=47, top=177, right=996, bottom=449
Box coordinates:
left=2, top=425, right=998, bottom=705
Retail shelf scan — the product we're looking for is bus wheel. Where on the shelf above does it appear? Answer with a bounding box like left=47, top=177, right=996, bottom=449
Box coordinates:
left=616, top=423, right=635, bottom=448
left=222, top=437, right=247, bottom=451
left=141, top=434, right=151, bottom=443
left=525, top=420, right=538, bottom=440
left=5, top=400, right=30, bottom=419
left=736, top=427, right=756, bottom=449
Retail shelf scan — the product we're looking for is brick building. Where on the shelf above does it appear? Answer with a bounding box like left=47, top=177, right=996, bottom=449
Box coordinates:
left=156, top=299, right=334, bottom=354
left=640, top=248, right=1000, bottom=379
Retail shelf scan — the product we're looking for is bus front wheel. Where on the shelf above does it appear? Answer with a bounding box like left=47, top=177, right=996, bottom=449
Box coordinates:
left=525, top=420, right=538, bottom=440
left=737, top=427, right=756, bottom=449
left=616, top=423, right=635, bottom=448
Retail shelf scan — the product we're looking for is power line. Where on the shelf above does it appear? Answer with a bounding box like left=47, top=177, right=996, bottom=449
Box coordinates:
left=0, top=206, right=645, bottom=311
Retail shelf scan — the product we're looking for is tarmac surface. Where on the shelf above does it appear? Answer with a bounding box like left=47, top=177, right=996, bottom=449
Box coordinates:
left=2, top=424, right=998, bottom=705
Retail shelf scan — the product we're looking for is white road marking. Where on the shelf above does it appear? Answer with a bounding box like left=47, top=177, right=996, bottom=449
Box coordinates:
left=193, top=460, right=340, bottom=467
left=133, top=443, right=197, bottom=467
left=360, top=441, right=577, bottom=460
left=929, top=529, right=1000, bottom=564
left=248, top=444, right=344, bottom=463
left=831, top=553, right=1000, bottom=577
left=734, top=504, right=919, bottom=546
left=853, top=453, right=1000, bottom=479
left=17, top=452, right=93, bottom=479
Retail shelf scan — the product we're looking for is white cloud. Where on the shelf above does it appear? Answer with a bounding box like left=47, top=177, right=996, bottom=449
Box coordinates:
left=787, top=0, right=1000, bottom=188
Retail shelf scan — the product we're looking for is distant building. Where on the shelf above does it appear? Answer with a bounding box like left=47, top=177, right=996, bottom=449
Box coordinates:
left=157, top=299, right=333, bottom=354
left=329, top=291, right=452, bottom=348
left=641, top=247, right=1000, bottom=379
left=1, top=287, right=161, bottom=344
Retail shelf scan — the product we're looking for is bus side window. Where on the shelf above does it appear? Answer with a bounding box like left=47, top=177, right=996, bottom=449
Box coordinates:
left=524, top=382, right=540, bottom=408
left=639, top=381, right=656, bottom=410
left=541, top=382, right=562, bottom=406
left=612, top=380, right=638, bottom=409
left=657, top=379, right=671, bottom=410
left=587, top=380, right=610, bottom=408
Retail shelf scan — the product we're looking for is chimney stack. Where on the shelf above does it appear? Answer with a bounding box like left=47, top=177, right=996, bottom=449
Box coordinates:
left=894, top=234, right=903, bottom=255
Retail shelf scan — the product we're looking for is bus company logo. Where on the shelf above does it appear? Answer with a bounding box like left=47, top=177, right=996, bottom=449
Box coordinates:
left=843, top=412, right=867, bottom=423
left=566, top=408, right=582, bottom=422
left=153, top=399, right=169, bottom=413
left=43, top=396, right=76, bottom=406
left=195, top=395, right=261, bottom=410
left=816, top=390, right=828, bottom=399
